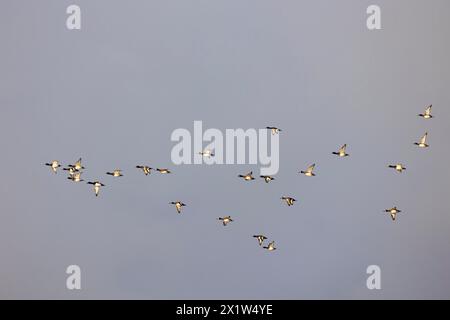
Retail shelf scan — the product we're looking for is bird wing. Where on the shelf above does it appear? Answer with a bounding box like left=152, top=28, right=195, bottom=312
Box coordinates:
left=420, top=133, right=428, bottom=144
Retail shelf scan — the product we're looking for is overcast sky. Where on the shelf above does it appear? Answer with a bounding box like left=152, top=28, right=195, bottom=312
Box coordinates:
left=1, top=0, right=450, bottom=299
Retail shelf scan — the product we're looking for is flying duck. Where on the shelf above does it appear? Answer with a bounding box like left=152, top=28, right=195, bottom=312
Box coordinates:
left=68, top=171, right=84, bottom=182
left=238, top=171, right=255, bottom=181
left=263, top=241, right=276, bottom=251
left=418, top=105, right=433, bottom=119
left=87, top=181, right=105, bottom=197
left=106, top=169, right=123, bottom=177
left=156, top=168, right=171, bottom=174
left=68, top=158, right=85, bottom=171
left=199, top=149, right=215, bottom=157
left=266, top=127, right=282, bottom=135
left=136, top=165, right=153, bottom=175
left=63, top=167, right=78, bottom=178
left=45, top=160, right=61, bottom=173
left=253, top=235, right=268, bottom=246
left=332, top=144, right=349, bottom=157
left=281, top=196, right=296, bottom=206
left=170, top=201, right=186, bottom=213
left=384, top=207, right=401, bottom=221
left=300, top=163, right=316, bottom=176
left=414, top=132, right=429, bottom=148
left=260, top=175, right=275, bottom=183
left=218, top=216, right=233, bottom=226
left=388, top=164, right=406, bottom=173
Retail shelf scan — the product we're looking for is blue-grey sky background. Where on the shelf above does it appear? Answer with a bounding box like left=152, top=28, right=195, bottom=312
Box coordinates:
left=1, top=0, right=450, bottom=299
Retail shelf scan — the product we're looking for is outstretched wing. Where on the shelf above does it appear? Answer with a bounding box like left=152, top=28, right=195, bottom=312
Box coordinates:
left=420, top=133, right=428, bottom=144
left=307, top=164, right=315, bottom=173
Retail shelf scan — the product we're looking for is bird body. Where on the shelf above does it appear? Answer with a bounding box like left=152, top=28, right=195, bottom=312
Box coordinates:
left=239, top=171, right=255, bottom=181
left=45, top=160, right=61, bottom=173
left=171, top=201, right=186, bottom=213
left=266, top=127, right=281, bottom=135
left=263, top=241, right=276, bottom=251
left=199, top=149, right=214, bottom=157
left=260, top=175, right=275, bottom=183
left=253, top=235, right=268, bottom=246
left=136, top=165, right=153, bottom=175
left=281, top=196, right=296, bottom=206
left=107, top=169, right=123, bottom=177
left=87, top=181, right=105, bottom=196
left=415, top=133, right=429, bottom=148
left=385, top=207, right=401, bottom=221
left=388, top=164, right=406, bottom=173
left=418, top=105, right=433, bottom=119
left=218, top=216, right=233, bottom=226
left=63, top=167, right=79, bottom=178
left=333, top=144, right=349, bottom=157
left=300, top=164, right=316, bottom=176
left=68, top=158, right=85, bottom=171
left=68, top=171, right=84, bottom=182
left=157, top=168, right=171, bottom=174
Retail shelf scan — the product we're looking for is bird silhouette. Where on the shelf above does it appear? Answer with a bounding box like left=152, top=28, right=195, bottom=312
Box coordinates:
left=332, top=144, right=349, bottom=157
left=253, top=235, right=268, bottom=246
left=300, top=164, right=316, bottom=177
left=218, top=216, right=233, bottom=226
left=170, top=201, right=186, bottom=213
left=45, top=160, right=61, bottom=173
left=238, top=171, right=255, bottom=181
left=415, top=132, right=429, bottom=148
left=87, top=181, right=105, bottom=197
left=418, top=105, right=433, bottom=119
left=281, top=196, right=296, bottom=206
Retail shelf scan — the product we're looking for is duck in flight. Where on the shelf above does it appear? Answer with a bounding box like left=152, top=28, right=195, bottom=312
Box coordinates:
left=300, top=164, right=316, bottom=177
left=156, top=168, right=171, bottom=174
left=266, top=127, right=282, bottom=135
left=238, top=171, right=255, bottom=181
left=45, top=160, right=61, bottom=173
left=68, top=171, right=83, bottom=182
left=170, top=201, right=186, bottom=213
left=106, top=169, right=123, bottom=177
left=253, top=235, right=268, bottom=246
left=388, top=164, right=406, bottom=173
left=281, top=196, right=296, bottom=206
left=63, top=167, right=78, bottom=178
left=87, top=181, right=105, bottom=197
left=332, top=144, right=349, bottom=157
left=218, top=216, right=233, bottom=226
left=136, top=165, right=153, bottom=175
left=260, top=175, right=275, bottom=183
left=199, top=149, right=214, bottom=157
left=68, top=158, right=85, bottom=171
left=263, top=241, right=276, bottom=251
left=414, top=132, right=429, bottom=148
left=384, top=207, right=401, bottom=221
left=418, top=105, right=433, bottom=119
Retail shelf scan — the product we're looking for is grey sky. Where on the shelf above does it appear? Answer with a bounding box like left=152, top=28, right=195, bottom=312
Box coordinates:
left=1, top=0, right=450, bottom=299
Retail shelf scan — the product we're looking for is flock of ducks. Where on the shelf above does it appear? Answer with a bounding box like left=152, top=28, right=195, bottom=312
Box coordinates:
left=45, top=105, right=434, bottom=250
